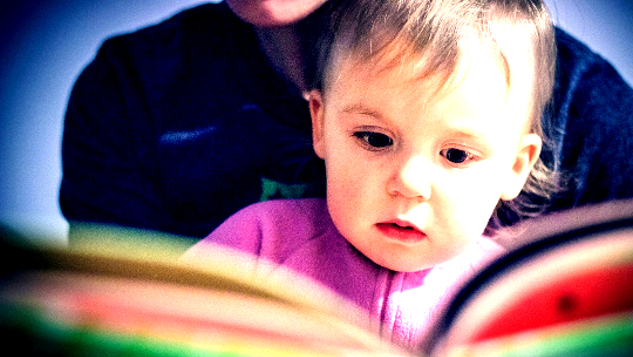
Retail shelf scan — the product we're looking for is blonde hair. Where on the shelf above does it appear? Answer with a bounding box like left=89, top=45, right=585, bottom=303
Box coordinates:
left=313, top=0, right=559, bottom=232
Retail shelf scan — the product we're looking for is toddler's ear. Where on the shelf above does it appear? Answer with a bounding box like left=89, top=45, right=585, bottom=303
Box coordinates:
left=309, top=90, right=326, bottom=159
left=501, top=134, right=542, bottom=200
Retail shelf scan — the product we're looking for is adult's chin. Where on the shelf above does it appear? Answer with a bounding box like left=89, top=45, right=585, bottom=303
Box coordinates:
left=225, top=0, right=329, bottom=27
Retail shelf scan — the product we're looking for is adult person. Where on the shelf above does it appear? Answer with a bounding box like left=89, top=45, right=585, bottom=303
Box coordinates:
left=60, top=0, right=334, bottom=240
left=60, top=0, right=633, bottom=242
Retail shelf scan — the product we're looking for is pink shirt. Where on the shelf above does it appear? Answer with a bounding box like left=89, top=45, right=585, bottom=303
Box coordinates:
left=181, top=198, right=504, bottom=351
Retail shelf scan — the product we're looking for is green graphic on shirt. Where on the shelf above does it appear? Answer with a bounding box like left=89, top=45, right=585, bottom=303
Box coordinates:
left=260, top=177, right=308, bottom=201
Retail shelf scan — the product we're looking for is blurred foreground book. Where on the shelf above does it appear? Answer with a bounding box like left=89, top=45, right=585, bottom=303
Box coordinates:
left=0, top=224, right=405, bottom=357
left=1, top=199, right=633, bottom=357
left=426, top=199, right=633, bottom=357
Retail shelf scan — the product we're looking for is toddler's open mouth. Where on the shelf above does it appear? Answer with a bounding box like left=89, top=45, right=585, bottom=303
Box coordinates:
left=375, top=222, right=427, bottom=243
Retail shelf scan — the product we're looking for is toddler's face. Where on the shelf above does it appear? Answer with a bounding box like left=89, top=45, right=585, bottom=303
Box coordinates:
left=310, top=45, right=541, bottom=272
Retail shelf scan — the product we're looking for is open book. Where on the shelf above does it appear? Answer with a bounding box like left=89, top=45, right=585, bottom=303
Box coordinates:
left=1, top=199, right=632, bottom=357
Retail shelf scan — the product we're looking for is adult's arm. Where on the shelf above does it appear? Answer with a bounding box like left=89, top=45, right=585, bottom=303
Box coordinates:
left=60, top=37, right=172, bottom=238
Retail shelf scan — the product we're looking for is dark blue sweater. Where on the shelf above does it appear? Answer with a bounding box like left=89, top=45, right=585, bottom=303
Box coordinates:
left=60, top=2, right=633, bottom=239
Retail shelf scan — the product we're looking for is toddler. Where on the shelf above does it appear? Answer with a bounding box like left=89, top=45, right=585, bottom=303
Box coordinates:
left=181, top=0, right=557, bottom=351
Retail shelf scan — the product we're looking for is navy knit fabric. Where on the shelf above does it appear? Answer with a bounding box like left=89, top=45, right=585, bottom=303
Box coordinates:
left=546, top=29, right=633, bottom=211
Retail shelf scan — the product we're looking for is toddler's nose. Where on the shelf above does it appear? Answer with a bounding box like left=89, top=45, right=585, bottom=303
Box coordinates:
left=386, top=155, right=432, bottom=201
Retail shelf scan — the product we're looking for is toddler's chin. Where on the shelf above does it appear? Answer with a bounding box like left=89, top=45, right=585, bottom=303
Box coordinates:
left=373, top=257, right=437, bottom=273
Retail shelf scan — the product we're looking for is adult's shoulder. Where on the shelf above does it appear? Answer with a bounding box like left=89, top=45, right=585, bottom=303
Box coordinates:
left=94, top=2, right=257, bottom=66
left=66, top=0, right=270, bottom=138
left=546, top=28, right=633, bottom=209
left=551, top=27, right=633, bottom=125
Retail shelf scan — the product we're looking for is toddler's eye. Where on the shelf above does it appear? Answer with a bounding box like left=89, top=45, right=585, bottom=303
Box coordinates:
left=441, top=148, right=475, bottom=165
left=353, top=131, right=393, bottom=149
